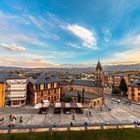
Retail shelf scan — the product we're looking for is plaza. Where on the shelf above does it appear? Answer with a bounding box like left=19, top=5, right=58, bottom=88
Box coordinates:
left=0, top=95, right=140, bottom=127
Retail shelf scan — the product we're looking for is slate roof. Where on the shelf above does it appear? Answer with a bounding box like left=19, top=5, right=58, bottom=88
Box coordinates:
left=0, top=73, right=25, bottom=82
left=29, top=72, right=61, bottom=84
left=59, top=80, right=70, bottom=85
left=70, top=80, right=100, bottom=87
left=129, top=79, right=140, bottom=87
left=66, top=90, right=101, bottom=99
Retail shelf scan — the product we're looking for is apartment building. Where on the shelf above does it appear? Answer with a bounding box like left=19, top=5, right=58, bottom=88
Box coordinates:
left=0, top=73, right=27, bottom=107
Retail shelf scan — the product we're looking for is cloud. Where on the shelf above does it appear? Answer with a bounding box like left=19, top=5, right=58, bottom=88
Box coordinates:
left=1, top=43, right=26, bottom=51
left=119, top=33, right=140, bottom=47
left=11, top=34, right=47, bottom=47
left=66, top=24, right=97, bottom=49
left=28, top=15, right=60, bottom=40
left=102, top=28, right=111, bottom=42
left=67, top=43, right=81, bottom=49
left=0, top=57, right=60, bottom=68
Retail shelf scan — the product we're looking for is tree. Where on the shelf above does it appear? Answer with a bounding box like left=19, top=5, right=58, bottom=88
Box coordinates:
left=77, top=91, right=81, bottom=103
left=112, top=87, right=121, bottom=95
left=119, top=78, right=128, bottom=95
left=62, top=94, right=72, bottom=103
left=112, top=84, right=114, bottom=89
left=82, top=89, right=85, bottom=103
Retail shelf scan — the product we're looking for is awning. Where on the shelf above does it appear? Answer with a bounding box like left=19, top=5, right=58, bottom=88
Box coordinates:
left=42, top=102, right=50, bottom=108
left=65, top=103, right=70, bottom=108
left=34, top=102, right=50, bottom=109
left=55, top=102, right=61, bottom=108
left=34, top=103, right=42, bottom=109
left=77, top=103, right=83, bottom=108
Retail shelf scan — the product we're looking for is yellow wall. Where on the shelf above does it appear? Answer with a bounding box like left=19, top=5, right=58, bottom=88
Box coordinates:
left=0, top=83, right=5, bottom=108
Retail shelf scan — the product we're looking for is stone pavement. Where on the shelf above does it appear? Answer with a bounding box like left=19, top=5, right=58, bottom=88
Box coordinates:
left=0, top=98, right=140, bottom=127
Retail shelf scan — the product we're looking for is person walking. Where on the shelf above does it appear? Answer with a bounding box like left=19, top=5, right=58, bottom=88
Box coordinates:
left=19, top=116, right=23, bottom=123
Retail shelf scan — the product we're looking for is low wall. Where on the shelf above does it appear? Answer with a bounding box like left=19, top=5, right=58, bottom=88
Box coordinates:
left=0, top=124, right=138, bottom=134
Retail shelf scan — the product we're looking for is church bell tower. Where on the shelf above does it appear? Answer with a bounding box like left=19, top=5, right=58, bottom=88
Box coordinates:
left=95, top=60, right=103, bottom=86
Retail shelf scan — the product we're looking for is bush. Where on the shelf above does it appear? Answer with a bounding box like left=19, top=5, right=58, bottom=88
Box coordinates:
left=62, top=94, right=72, bottom=102
left=112, top=88, right=121, bottom=95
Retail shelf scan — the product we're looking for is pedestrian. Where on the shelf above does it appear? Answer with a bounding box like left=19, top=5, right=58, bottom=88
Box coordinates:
left=1, top=117, right=4, bottom=122
left=9, top=114, right=12, bottom=121
left=53, top=122, right=56, bottom=127
left=100, top=107, right=103, bottom=111
left=72, top=114, right=75, bottom=120
left=19, top=116, right=23, bottom=123
left=70, top=122, right=73, bottom=126
left=89, top=111, right=91, bottom=116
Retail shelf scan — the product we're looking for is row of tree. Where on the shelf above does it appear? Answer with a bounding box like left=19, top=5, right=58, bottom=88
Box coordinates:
left=112, top=78, right=128, bottom=96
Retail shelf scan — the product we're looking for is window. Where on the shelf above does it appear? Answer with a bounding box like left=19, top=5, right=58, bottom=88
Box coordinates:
left=36, top=85, right=40, bottom=90
left=48, top=90, right=50, bottom=95
left=12, top=101, right=20, bottom=105
left=131, top=88, right=135, bottom=96
left=54, top=89, right=56, bottom=93
left=44, top=84, right=48, bottom=89
left=41, top=91, right=43, bottom=97
left=51, top=83, right=54, bottom=88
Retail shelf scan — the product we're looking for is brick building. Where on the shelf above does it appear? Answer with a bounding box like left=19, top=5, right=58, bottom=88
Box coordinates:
left=128, top=79, right=140, bottom=102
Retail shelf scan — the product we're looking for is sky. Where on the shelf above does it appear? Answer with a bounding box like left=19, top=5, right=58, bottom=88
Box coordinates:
left=0, top=0, right=140, bottom=68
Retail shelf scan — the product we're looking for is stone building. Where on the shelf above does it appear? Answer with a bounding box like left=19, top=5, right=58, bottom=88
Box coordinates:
left=27, top=72, right=61, bottom=105
left=63, top=61, right=104, bottom=106
left=67, top=90, right=103, bottom=107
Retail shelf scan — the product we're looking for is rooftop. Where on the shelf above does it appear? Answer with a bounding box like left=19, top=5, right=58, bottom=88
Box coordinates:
left=129, top=79, right=140, bottom=87
left=29, top=72, right=60, bottom=84
left=0, top=72, right=25, bottom=82
left=71, top=80, right=100, bottom=87
left=66, top=90, right=101, bottom=99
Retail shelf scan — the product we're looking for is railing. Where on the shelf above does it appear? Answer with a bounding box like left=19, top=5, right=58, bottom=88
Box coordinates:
left=0, top=122, right=138, bottom=134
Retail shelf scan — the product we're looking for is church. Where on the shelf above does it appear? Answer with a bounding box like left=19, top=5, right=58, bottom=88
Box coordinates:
left=63, top=60, right=104, bottom=107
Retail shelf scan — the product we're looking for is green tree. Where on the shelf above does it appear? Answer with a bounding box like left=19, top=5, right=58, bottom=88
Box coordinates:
left=77, top=91, right=81, bottom=103
left=62, top=94, right=72, bottom=103
left=112, top=87, right=121, bottom=95
left=119, top=78, right=128, bottom=95
left=82, top=89, right=85, bottom=103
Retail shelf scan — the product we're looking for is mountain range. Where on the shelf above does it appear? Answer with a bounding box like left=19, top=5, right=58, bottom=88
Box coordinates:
left=0, top=63, right=140, bottom=72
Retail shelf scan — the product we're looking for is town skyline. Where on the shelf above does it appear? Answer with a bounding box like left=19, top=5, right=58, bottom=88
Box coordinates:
left=0, top=0, right=140, bottom=68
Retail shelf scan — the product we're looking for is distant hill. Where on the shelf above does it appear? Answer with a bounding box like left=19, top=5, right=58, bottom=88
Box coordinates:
left=0, top=63, right=140, bottom=72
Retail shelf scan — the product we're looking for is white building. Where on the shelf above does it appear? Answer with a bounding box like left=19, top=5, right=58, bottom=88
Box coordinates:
left=5, top=76, right=27, bottom=107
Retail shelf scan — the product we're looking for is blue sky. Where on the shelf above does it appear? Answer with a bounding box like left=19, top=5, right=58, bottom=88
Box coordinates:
left=0, top=0, right=140, bottom=68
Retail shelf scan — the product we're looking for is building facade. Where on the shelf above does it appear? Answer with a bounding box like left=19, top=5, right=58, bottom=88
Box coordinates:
left=0, top=73, right=27, bottom=107
left=5, top=78, right=27, bottom=107
left=67, top=90, right=103, bottom=107
left=0, top=82, right=5, bottom=108
left=128, top=79, right=140, bottom=102
left=28, top=73, right=61, bottom=105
